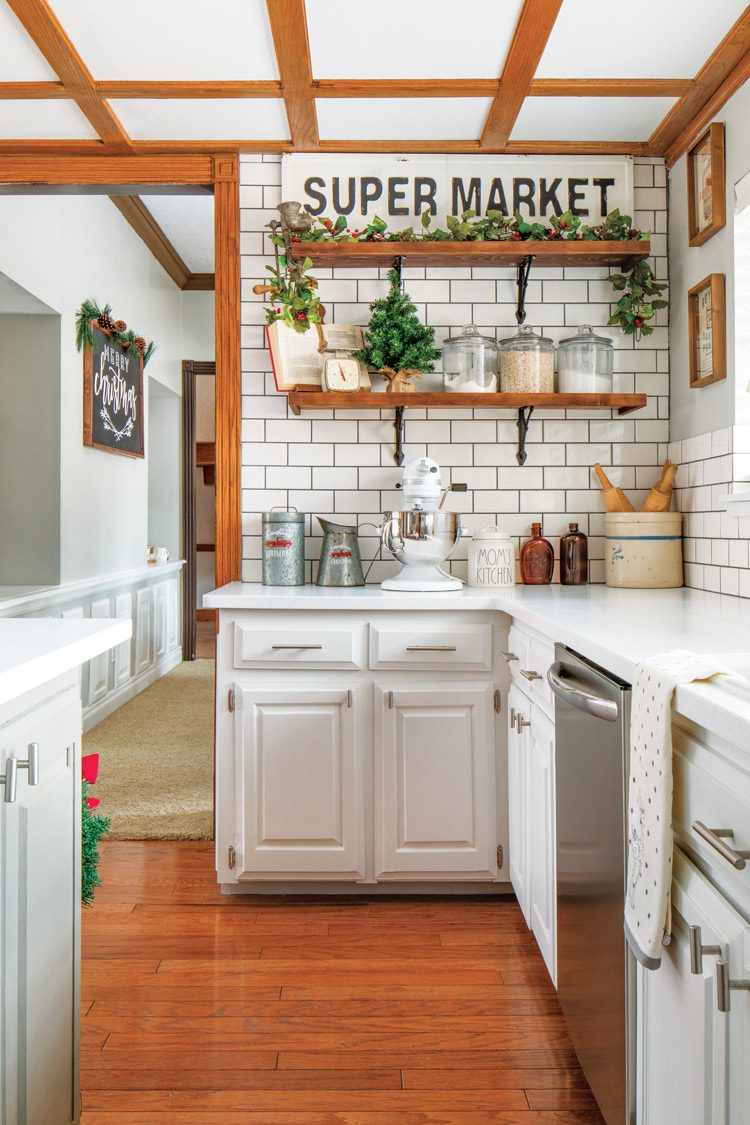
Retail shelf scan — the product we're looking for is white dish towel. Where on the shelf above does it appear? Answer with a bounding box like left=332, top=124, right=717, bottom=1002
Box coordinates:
left=625, top=650, right=748, bottom=969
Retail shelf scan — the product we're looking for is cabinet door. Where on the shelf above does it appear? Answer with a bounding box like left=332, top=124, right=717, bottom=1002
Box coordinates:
left=508, top=683, right=531, bottom=925
left=153, top=582, right=168, bottom=662
left=113, top=592, right=133, bottom=688
left=637, top=848, right=746, bottom=1125
left=134, top=587, right=152, bottom=674
left=86, top=597, right=112, bottom=704
left=234, top=686, right=363, bottom=879
left=166, top=578, right=180, bottom=651
left=375, top=683, right=496, bottom=880
left=1, top=688, right=80, bottom=1125
left=528, top=705, right=556, bottom=983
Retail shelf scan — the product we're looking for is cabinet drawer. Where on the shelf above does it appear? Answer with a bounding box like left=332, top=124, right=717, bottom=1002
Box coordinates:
left=234, top=622, right=361, bottom=670
left=369, top=624, right=492, bottom=671
left=504, top=626, right=554, bottom=714
left=672, top=724, right=750, bottom=910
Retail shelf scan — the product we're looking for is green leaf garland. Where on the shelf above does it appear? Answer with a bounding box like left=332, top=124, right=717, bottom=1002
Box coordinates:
left=75, top=298, right=156, bottom=366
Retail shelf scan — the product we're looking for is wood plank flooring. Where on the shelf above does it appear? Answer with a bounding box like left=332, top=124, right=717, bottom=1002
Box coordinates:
left=80, top=842, right=604, bottom=1124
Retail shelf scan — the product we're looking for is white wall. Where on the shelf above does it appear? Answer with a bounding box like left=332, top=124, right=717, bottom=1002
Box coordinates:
left=0, top=194, right=208, bottom=584
left=147, top=380, right=182, bottom=564
left=668, top=78, right=750, bottom=440
left=181, top=291, right=215, bottom=361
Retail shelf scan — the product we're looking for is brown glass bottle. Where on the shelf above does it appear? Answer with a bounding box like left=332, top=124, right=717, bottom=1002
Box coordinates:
left=520, top=522, right=554, bottom=584
left=560, top=522, right=588, bottom=585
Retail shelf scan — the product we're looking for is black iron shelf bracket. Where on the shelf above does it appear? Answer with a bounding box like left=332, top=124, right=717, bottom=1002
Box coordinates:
left=516, top=406, right=534, bottom=466
left=393, top=405, right=407, bottom=466
left=515, top=255, right=534, bottom=325
left=393, top=254, right=406, bottom=289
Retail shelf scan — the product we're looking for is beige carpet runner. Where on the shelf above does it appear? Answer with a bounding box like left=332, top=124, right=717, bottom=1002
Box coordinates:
left=83, top=659, right=214, bottom=840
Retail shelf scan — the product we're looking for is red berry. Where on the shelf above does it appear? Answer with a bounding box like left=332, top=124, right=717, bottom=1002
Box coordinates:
left=629, top=229, right=638, bottom=238
left=634, top=317, right=643, bottom=327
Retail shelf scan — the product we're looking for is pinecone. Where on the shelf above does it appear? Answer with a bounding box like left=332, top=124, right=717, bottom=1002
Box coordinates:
left=113, top=319, right=127, bottom=333
left=97, top=311, right=114, bottom=332
left=134, top=336, right=146, bottom=353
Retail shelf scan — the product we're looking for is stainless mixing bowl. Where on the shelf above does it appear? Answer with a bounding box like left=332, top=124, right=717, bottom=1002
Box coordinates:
left=381, top=510, right=463, bottom=567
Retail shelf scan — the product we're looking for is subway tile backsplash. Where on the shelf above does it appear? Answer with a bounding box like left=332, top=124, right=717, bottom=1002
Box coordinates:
left=239, top=155, right=670, bottom=585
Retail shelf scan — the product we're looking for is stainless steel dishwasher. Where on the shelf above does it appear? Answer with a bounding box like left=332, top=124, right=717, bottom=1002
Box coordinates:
left=548, top=645, right=635, bottom=1125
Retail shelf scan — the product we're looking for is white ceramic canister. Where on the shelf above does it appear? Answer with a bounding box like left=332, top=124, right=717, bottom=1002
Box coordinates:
left=468, top=526, right=516, bottom=588
left=604, top=512, right=683, bottom=589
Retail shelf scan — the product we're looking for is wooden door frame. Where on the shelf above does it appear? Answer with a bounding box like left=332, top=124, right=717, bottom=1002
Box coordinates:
left=0, top=154, right=242, bottom=594
left=182, top=359, right=217, bottom=660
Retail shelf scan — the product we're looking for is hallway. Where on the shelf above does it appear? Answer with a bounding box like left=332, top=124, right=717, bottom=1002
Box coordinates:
left=80, top=842, right=603, bottom=1123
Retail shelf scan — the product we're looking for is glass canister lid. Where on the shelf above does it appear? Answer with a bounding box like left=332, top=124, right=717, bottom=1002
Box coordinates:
left=499, top=324, right=553, bottom=349
left=558, top=324, right=613, bottom=350
left=443, top=324, right=498, bottom=350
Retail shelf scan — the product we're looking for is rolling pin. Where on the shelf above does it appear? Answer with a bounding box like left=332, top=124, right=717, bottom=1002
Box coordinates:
left=641, top=462, right=678, bottom=512
left=594, top=464, right=634, bottom=512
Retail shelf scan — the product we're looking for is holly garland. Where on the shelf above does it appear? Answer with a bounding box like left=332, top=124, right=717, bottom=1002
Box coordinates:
left=75, top=298, right=156, bottom=365
left=285, top=208, right=667, bottom=338
left=262, top=253, right=323, bottom=335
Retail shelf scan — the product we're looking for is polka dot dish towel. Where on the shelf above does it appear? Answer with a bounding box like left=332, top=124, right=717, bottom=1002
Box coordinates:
left=625, top=650, right=748, bottom=969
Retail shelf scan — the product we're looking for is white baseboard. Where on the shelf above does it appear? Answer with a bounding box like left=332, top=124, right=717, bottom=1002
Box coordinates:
left=83, top=647, right=183, bottom=732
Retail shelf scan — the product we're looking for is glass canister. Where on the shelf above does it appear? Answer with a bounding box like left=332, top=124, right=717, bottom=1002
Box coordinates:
left=498, top=325, right=555, bottom=393
left=557, top=325, right=614, bottom=393
left=442, top=324, right=498, bottom=392
left=262, top=507, right=305, bottom=586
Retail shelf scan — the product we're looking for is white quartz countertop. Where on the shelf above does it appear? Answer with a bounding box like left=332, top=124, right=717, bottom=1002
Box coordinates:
left=205, top=582, right=750, bottom=737
left=0, top=618, right=131, bottom=708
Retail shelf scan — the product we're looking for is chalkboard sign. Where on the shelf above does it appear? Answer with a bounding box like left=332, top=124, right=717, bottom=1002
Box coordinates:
left=83, top=321, right=144, bottom=457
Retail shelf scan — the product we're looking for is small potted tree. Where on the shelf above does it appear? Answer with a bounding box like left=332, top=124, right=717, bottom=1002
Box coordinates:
left=355, top=269, right=441, bottom=392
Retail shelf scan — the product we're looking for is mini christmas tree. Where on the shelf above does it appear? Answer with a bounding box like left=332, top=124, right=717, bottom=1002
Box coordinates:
left=82, top=780, right=110, bottom=907
left=355, top=269, right=441, bottom=391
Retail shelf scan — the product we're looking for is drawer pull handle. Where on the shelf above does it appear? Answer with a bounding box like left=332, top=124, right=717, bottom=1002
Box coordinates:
left=501, top=651, right=518, bottom=663
left=520, top=669, right=543, bottom=682
left=18, top=743, right=40, bottom=786
left=405, top=645, right=457, bottom=652
left=510, top=707, right=517, bottom=727
left=271, top=644, right=324, bottom=651
left=688, top=925, right=722, bottom=975
left=716, top=960, right=750, bottom=1013
left=0, top=757, right=18, bottom=804
left=516, top=713, right=531, bottom=733
left=692, top=821, right=750, bottom=870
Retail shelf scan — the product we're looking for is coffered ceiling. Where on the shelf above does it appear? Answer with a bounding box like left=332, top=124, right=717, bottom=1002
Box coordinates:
left=0, top=0, right=747, bottom=164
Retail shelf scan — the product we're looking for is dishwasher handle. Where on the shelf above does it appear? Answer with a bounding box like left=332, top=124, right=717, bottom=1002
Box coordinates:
left=547, top=662, right=620, bottom=723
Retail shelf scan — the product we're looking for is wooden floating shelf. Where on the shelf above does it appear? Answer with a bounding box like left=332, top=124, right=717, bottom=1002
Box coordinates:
left=288, top=391, right=647, bottom=416
left=288, top=239, right=650, bottom=270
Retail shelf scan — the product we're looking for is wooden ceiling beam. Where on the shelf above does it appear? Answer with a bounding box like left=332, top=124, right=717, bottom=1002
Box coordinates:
left=109, top=195, right=191, bottom=288
left=529, top=78, right=693, bottom=97
left=313, top=79, right=500, bottom=98
left=664, top=51, right=750, bottom=167
left=183, top=273, right=215, bottom=291
left=266, top=0, right=318, bottom=148
left=5, top=0, right=131, bottom=148
left=96, top=80, right=282, bottom=99
left=0, top=154, right=215, bottom=184
left=0, top=80, right=66, bottom=98
left=649, top=8, right=750, bottom=159
left=480, top=0, right=564, bottom=149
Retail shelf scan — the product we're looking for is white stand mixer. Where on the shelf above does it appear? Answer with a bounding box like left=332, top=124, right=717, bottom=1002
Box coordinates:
left=380, top=457, right=465, bottom=592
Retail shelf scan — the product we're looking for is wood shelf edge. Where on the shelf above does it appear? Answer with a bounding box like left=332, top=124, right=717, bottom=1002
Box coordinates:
left=287, top=391, right=647, bottom=416
left=287, top=239, right=650, bottom=270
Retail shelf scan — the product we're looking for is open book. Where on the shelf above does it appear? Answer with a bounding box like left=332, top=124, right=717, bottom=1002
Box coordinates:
left=267, top=321, right=370, bottom=391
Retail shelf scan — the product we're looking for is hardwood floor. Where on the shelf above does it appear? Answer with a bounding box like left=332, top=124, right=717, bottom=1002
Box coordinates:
left=81, top=842, right=604, bottom=1124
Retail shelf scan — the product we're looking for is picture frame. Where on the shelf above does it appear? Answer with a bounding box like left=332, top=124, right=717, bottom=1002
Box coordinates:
left=83, top=320, right=145, bottom=457
left=688, top=273, right=726, bottom=389
left=687, top=123, right=726, bottom=247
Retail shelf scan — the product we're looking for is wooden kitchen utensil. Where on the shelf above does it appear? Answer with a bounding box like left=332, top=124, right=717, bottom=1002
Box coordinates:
left=641, top=462, right=678, bottom=512
left=594, top=464, right=635, bottom=512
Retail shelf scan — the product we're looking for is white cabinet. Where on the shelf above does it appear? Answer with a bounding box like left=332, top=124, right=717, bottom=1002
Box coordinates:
left=234, top=685, right=364, bottom=880
left=86, top=597, right=112, bottom=705
left=507, top=682, right=530, bottom=924
left=374, top=683, right=496, bottom=880
left=1, top=680, right=81, bottom=1125
left=637, top=848, right=749, bottom=1125
left=528, top=705, right=556, bottom=982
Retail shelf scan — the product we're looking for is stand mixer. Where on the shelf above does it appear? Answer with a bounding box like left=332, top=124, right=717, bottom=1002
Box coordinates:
left=380, top=457, right=466, bottom=592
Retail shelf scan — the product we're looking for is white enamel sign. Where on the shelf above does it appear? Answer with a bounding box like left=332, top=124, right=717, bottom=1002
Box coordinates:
left=281, top=154, right=634, bottom=226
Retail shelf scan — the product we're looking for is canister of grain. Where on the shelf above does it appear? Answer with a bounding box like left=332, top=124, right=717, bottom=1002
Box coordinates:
left=262, top=507, right=305, bottom=586
left=498, top=325, right=555, bottom=393
left=468, top=526, right=516, bottom=588
left=604, top=512, right=683, bottom=588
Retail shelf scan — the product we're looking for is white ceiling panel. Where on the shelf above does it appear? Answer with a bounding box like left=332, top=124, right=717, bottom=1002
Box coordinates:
left=306, top=0, right=525, bottom=78
left=316, top=98, right=493, bottom=141
left=538, top=0, right=748, bottom=78
left=110, top=98, right=290, bottom=140
left=0, top=100, right=97, bottom=139
left=0, top=5, right=58, bottom=80
left=145, top=196, right=214, bottom=273
left=49, top=0, right=279, bottom=80
left=511, top=96, right=677, bottom=142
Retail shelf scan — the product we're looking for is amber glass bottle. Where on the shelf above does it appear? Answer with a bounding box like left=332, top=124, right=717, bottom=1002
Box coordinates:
left=520, top=522, right=554, bottom=584
left=560, top=522, right=588, bottom=585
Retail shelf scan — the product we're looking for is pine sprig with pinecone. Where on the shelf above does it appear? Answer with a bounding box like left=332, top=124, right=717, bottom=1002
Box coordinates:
left=75, top=298, right=156, bottom=365
left=354, top=270, right=441, bottom=391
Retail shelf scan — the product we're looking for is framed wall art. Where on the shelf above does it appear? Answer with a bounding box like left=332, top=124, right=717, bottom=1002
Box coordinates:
left=82, top=321, right=145, bottom=457
left=687, top=123, right=726, bottom=247
left=688, top=273, right=726, bottom=389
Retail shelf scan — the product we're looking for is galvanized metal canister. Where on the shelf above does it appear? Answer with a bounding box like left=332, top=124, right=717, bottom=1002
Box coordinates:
left=262, top=508, right=305, bottom=586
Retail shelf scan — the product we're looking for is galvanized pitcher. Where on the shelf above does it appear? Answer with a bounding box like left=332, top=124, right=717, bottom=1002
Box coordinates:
left=315, top=518, right=364, bottom=587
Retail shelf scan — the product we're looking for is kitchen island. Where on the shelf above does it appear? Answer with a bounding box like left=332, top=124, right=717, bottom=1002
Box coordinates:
left=0, top=615, right=130, bottom=1125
